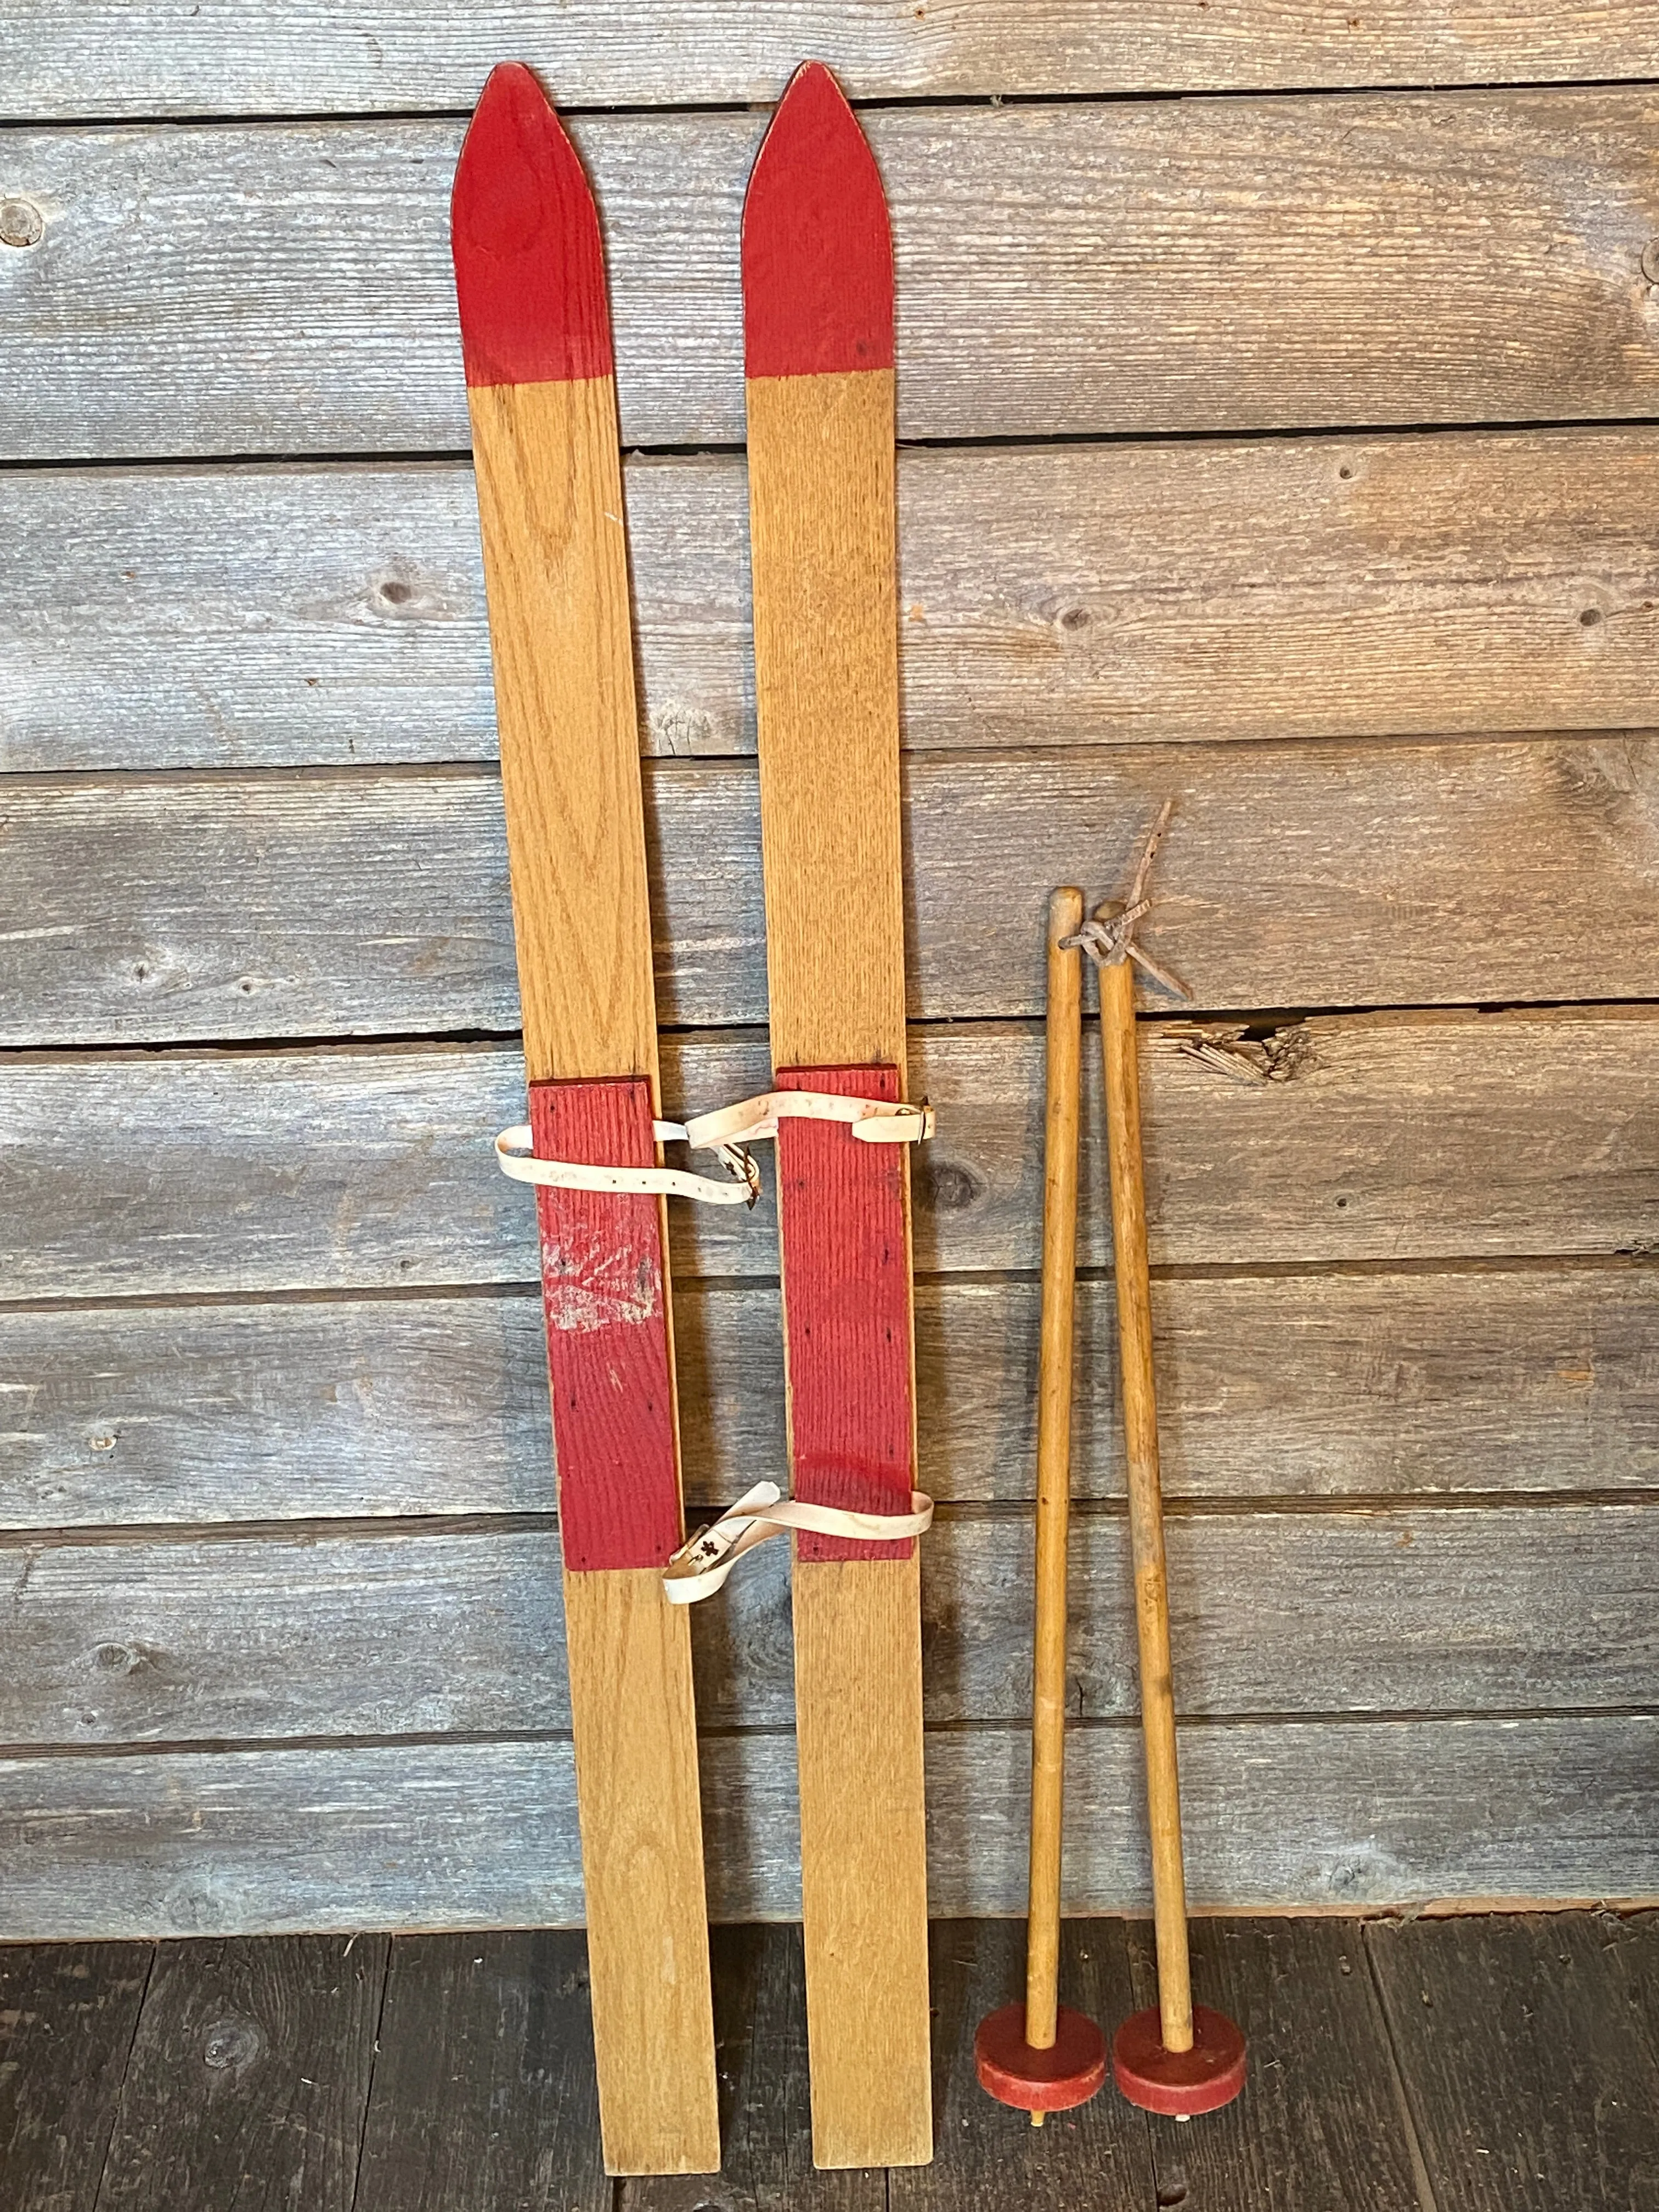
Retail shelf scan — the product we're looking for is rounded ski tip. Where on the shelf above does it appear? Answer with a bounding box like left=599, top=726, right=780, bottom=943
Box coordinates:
left=742, top=59, right=894, bottom=381
left=1111, top=2005, right=1248, bottom=2117
left=450, top=59, right=612, bottom=389
left=973, top=2002, right=1108, bottom=2114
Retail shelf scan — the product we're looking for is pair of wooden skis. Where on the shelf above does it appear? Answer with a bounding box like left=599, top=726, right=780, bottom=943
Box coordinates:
left=451, top=61, right=929, bottom=2176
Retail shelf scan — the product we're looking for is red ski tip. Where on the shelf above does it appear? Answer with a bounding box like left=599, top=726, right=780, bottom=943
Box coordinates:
left=742, top=60, right=894, bottom=381
left=450, top=60, right=613, bottom=389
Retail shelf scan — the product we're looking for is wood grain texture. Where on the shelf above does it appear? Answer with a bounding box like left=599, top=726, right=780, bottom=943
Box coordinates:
left=11, top=732, right=1659, bottom=1045
left=0, top=1718, right=1654, bottom=1939
left=451, top=66, right=613, bottom=391
left=14, top=432, right=1659, bottom=774
left=4, top=1011, right=1651, bottom=1299
left=13, top=4, right=1659, bottom=116
left=10, top=96, right=1659, bottom=459
left=742, top=66, right=895, bottom=383
left=777, top=1070, right=916, bottom=1558
left=1125, top=1919, right=1423, bottom=2212
left=747, top=374, right=905, bottom=1068
left=469, top=377, right=654, bottom=1084
left=356, top=1931, right=608, bottom=2212
left=95, top=1936, right=386, bottom=2212
left=0, top=1941, right=151, bottom=2212
left=1367, top=1912, right=1659, bottom=2212
left=1101, top=955, right=1192, bottom=2045
left=561, top=1569, right=719, bottom=2175
left=5, top=1261, right=1651, bottom=1531
left=789, top=1555, right=932, bottom=2163
left=2, top=1502, right=1652, bottom=1746
left=461, top=110, right=716, bottom=2165
left=888, top=1920, right=1149, bottom=2211
left=1025, top=891, right=1085, bottom=2044
left=745, top=90, right=928, bottom=2154
left=528, top=1078, right=682, bottom=1571
left=624, top=1925, right=883, bottom=2212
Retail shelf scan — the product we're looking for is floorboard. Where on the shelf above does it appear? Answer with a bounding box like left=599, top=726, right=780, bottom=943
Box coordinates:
left=1125, top=1917, right=1424, bottom=2211
left=888, top=1918, right=1153, bottom=2211
left=356, top=1929, right=607, bottom=2212
left=624, top=1922, right=876, bottom=2211
left=1368, top=1910, right=1659, bottom=2212
left=2, top=1913, right=1653, bottom=2207
left=94, top=1934, right=387, bottom=2212
left=0, top=1940, right=151, bottom=2212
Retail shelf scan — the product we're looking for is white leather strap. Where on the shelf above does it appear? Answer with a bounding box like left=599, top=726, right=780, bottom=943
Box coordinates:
left=494, top=1089, right=932, bottom=1209
left=494, top=1122, right=760, bottom=1206
left=682, top=1090, right=934, bottom=1152
left=663, top=1480, right=935, bottom=1604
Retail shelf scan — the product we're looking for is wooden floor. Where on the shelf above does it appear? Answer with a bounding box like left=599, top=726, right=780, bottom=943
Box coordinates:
left=4, top=1912, right=1655, bottom=2210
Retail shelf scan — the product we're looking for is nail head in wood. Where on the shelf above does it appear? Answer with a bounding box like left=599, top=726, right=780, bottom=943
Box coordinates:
left=1, top=198, right=44, bottom=248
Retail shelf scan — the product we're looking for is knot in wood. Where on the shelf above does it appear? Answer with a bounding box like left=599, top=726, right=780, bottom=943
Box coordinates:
left=201, top=2012, right=266, bottom=2074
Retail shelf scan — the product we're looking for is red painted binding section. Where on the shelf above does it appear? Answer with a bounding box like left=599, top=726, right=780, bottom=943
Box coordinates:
left=450, top=60, right=613, bottom=389
left=528, top=1077, right=684, bottom=1572
left=741, top=62, right=895, bottom=381
left=775, top=1066, right=916, bottom=1563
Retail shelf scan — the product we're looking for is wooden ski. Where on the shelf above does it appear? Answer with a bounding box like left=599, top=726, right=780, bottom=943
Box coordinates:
left=450, top=63, right=719, bottom=2177
left=741, top=62, right=933, bottom=2170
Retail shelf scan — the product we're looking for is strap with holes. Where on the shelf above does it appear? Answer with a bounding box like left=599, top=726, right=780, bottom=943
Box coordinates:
left=663, top=1481, right=935, bottom=1604
left=494, top=1086, right=934, bottom=1208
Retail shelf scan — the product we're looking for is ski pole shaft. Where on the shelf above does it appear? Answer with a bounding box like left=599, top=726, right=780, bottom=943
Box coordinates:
left=1025, top=887, right=1085, bottom=2053
left=1099, top=947, right=1194, bottom=2055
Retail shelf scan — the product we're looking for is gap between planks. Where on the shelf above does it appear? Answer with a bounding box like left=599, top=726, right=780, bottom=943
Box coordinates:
left=0, top=1246, right=1649, bottom=1317
left=2, top=1707, right=1654, bottom=1767
left=7, top=722, right=1659, bottom=790
left=7, top=1489, right=1658, bottom=1554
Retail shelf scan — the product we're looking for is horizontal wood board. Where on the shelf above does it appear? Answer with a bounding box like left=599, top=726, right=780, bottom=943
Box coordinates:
left=12, top=432, right=1659, bottom=772
left=4, top=1012, right=1652, bottom=1299
left=8, top=95, right=1659, bottom=458
left=6, top=25, right=1658, bottom=1940
left=12, top=3, right=1659, bottom=114
left=7, top=734, right=1659, bottom=1044
left=1, top=1718, right=1652, bottom=1937
left=0, top=1502, right=1651, bottom=1746
left=7, top=1264, right=1652, bottom=1528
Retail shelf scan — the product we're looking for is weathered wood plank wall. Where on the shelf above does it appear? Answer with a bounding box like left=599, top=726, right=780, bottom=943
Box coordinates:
left=1, top=4, right=1655, bottom=1938
left=8, top=100, right=1659, bottom=458
left=12, top=437, right=1659, bottom=771
left=11, top=5, right=1659, bottom=112
left=9, top=744, right=1659, bottom=1040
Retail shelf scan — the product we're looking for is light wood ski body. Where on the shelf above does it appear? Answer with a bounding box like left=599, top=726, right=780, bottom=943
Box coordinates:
left=742, top=63, right=933, bottom=2172
left=452, top=63, right=718, bottom=2178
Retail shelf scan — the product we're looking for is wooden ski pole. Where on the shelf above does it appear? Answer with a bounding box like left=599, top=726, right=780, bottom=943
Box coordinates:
left=450, top=64, right=719, bottom=2176
left=1102, top=946, right=1194, bottom=2046
left=741, top=61, right=932, bottom=2170
left=1085, top=814, right=1247, bottom=2119
left=974, top=890, right=1107, bottom=2122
